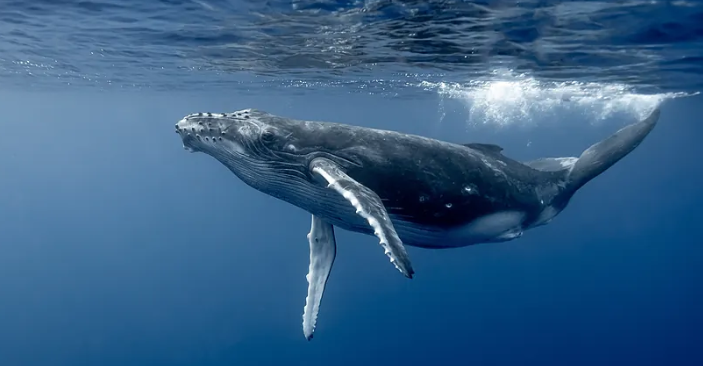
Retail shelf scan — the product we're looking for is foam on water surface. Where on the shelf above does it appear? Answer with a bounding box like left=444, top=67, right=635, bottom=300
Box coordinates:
left=421, top=70, right=697, bottom=128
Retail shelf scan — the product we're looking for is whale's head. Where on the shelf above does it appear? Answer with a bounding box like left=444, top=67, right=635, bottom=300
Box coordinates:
left=175, top=108, right=352, bottom=197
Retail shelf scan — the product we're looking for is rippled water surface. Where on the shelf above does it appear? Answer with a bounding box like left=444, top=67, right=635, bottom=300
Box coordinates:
left=1, top=0, right=702, bottom=95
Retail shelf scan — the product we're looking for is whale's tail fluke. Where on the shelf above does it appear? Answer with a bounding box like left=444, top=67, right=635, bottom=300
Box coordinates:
left=565, top=107, right=660, bottom=193
left=524, top=107, right=661, bottom=207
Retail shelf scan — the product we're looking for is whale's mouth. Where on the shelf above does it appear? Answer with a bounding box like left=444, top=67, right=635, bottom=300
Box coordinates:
left=175, top=115, right=250, bottom=159
left=175, top=114, right=230, bottom=152
left=177, top=132, right=205, bottom=153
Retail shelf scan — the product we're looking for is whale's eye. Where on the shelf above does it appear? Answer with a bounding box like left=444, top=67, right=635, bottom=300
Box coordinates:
left=261, top=129, right=276, bottom=143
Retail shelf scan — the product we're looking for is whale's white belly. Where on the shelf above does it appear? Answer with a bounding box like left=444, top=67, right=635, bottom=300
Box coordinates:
left=390, top=211, right=527, bottom=248
left=318, top=207, right=528, bottom=249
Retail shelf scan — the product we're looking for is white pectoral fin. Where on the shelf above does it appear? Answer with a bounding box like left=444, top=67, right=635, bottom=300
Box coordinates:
left=302, top=215, right=337, bottom=341
left=310, top=158, right=415, bottom=279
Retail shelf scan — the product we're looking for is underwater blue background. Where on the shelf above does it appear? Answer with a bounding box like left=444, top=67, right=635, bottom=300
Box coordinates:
left=1, top=1, right=702, bottom=365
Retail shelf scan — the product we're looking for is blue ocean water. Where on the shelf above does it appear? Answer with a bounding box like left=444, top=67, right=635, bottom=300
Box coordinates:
left=0, top=1, right=702, bottom=365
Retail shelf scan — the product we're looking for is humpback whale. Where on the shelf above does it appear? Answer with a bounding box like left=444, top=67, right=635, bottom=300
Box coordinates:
left=175, top=107, right=660, bottom=340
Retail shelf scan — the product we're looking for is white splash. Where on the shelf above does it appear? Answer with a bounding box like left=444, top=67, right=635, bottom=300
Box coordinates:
left=420, top=69, right=697, bottom=128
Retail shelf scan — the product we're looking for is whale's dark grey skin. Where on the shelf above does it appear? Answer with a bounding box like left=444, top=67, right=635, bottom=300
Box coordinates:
left=175, top=107, right=661, bottom=340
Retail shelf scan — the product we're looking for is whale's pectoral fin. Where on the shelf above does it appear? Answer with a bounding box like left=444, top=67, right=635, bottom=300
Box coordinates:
left=310, top=158, right=415, bottom=279
left=302, top=215, right=337, bottom=341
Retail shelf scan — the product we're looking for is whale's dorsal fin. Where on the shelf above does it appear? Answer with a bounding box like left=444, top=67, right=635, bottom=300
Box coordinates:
left=310, top=157, right=414, bottom=279
left=463, top=143, right=504, bottom=155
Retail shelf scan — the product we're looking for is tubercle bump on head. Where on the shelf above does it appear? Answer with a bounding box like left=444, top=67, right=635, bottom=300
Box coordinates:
left=175, top=109, right=259, bottom=144
left=182, top=109, right=253, bottom=121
